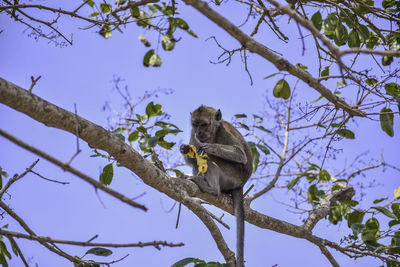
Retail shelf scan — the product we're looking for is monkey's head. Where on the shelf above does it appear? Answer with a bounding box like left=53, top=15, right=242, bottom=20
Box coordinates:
left=191, top=105, right=222, bottom=143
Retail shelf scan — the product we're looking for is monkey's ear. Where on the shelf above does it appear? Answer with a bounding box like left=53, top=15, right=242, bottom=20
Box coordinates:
left=215, top=109, right=222, bottom=121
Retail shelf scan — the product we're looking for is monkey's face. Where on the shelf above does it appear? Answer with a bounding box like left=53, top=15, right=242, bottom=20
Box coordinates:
left=191, top=106, right=222, bottom=143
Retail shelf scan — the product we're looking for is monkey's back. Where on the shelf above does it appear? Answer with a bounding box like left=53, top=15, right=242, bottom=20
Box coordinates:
left=212, top=120, right=253, bottom=183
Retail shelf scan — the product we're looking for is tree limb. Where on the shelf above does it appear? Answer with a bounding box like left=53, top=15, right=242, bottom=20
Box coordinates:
left=182, top=0, right=365, bottom=117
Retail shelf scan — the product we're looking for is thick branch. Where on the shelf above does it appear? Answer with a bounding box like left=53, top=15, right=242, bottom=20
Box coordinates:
left=182, top=0, right=365, bottom=117
left=303, top=187, right=355, bottom=232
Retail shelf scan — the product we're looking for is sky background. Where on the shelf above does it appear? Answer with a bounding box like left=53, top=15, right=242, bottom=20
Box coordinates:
left=0, top=1, right=399, bottom=266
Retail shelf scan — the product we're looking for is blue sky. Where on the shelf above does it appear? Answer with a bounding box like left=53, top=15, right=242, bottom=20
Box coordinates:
left=0, top=2, right=399, bottom=266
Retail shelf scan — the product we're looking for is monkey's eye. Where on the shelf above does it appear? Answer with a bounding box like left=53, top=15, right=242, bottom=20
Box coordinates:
left=200, top=123, right=208, bottom=127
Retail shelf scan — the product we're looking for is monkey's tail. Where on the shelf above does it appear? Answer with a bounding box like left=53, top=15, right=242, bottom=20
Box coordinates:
left=232, top=187, right=244, bottom=267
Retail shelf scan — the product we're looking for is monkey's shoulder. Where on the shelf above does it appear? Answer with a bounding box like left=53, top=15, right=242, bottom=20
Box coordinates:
left=216, top=121, right=246, bottom=144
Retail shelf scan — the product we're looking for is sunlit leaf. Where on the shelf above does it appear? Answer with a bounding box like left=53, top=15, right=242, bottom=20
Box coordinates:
left=162, top=34, right=175, bottom=51
left=273, top=79, right=291, bottom=100
left=394, top=186, right=400, bottom=199
left=145, top=102, right=162, bottom=118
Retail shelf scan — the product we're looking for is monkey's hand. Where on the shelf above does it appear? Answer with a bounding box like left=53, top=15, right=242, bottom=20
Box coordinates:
left=180, top=144, right=191, bottom=155
left=197, top=142, right=215, bottom=155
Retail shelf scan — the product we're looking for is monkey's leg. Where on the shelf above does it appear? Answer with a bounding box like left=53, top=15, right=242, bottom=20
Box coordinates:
left=189, top=162, right=221, bottom=196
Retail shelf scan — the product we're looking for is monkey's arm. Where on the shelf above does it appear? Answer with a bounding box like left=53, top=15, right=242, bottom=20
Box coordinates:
left=197, top=143, right=247, bottom=165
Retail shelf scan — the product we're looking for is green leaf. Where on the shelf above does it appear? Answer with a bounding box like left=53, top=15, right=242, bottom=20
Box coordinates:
left=373, top=197, right=388, bottom=204
left=239, top=123, right=249, bottom=131
left=130, top=7, right=140, bottom=17
left=162, top=34, right=175, bottom=51
left=247, top=142, right=260, bottom=174
left=348, top=30, right=361, bottom=48
left=372, top=206, right=397, bottom=219
left=143, top=49, right=162, bottom=67
left=385, top=83, right=400, bottom=100
left=334, top=23, right=348, bottom=46
left=234, top=114, right=247, bottom=118
left=391, top=203, right=400, bottom=218
left=339, top=9, right=358, bottom=28
left=99, top=25, right=112, bottom=39
left=362, top=218, right=380, bottom=241
left=0, top=241, right=11, bottom=259
left=157, top=140, right=175, bottom=150
left=323, top=13, right=339, bottom=39
left=287, top=176, right=301, bottom=190
left=364, top=240, right=384, bottom=252
left=311, top=11, right=322, bottom=31
left=383, top=0, right=397, bottom=9
left=138, top=34, right=151, bottom=47
left=336, top=129, right=355, bottom=139
left=307, top=184, right=325, bottom=205
left=254, top=125, right=271, bottom=133
left=145, top=102, right=162, bottom=118
left=336, top=80, right=347, bottom=87
left=100, top=3, right=112, bottom=13
left=85, top=247, right=112, bottom=257
left=347, top=210, right=365, bottom=227
left=329, top=205, right=343, bottom=224
left=351, top=223, right=365, bottom=236
left=394, top=186, right=400, bottom=199
left=5, top=237, right=17, bottom=257
left=256, top=144, right=270, bottom=155
left=100, top=164, right=113, bottom=185
left=128, top=131, right=140, bottom=142
left=172, top=169, right=183, bottom=177
left=89, top=12, right=99, bottom=17
left=171, top=257, right=196, bottom=267
left=358, top=24, right=370, bottom=40
left=86, top=0, right=95, bottom=7
left=321, top=66, right=330, bottom=77
left=380, top=107, right=394, bottom=137
left=139, top=135, right=159, bottom=152
left=366, top=78, right=378, bottom=85
left=273, top=79, right=291, bottom=100
left=389, top=220, right=400, bottom=228
left=318, top=169, right=331, bottom=182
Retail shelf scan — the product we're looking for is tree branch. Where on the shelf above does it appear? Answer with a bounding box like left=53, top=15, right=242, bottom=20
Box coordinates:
left=182, top=0, right=365, bottom=117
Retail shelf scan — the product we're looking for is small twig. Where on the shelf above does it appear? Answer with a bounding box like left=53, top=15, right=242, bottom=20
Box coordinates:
left=243, top=184, right=254, bottom=197
left=28, top=75, right=41, bottom=93
left=29, top=169, right=69, bottom=184
left=86, top=234, right=98, bottom=243
left=0, top=159, right=39, bottom=199
left=175, top=202, right=182, bottom=229
left=67, top=103, right=82, bottom=165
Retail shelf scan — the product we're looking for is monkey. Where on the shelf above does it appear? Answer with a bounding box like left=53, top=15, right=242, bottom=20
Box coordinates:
left=180, top=105, right=253, bottom=267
